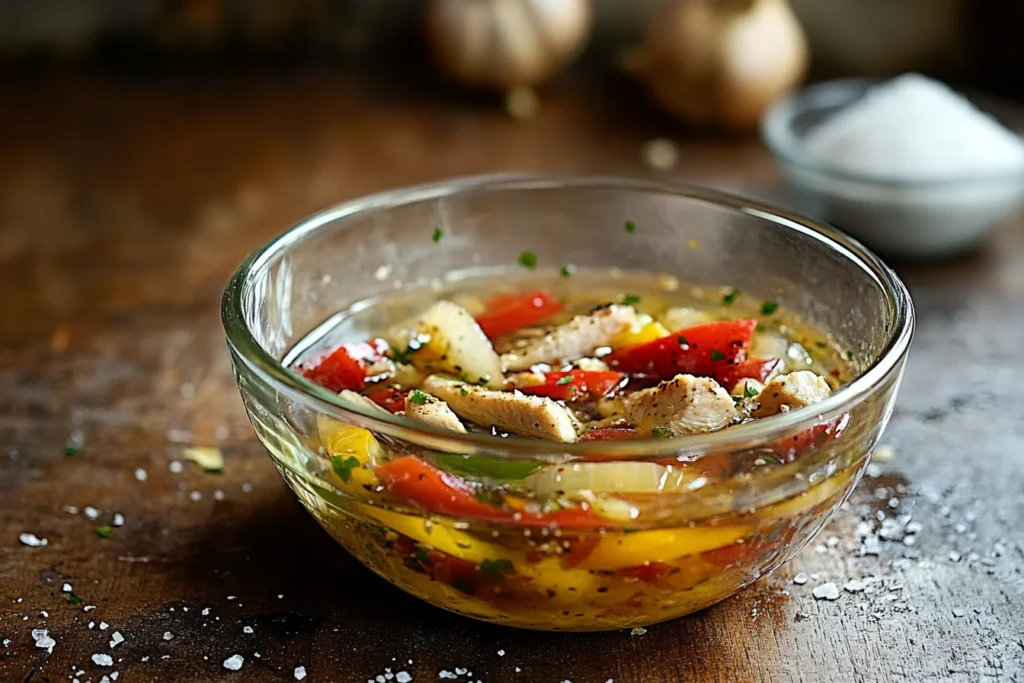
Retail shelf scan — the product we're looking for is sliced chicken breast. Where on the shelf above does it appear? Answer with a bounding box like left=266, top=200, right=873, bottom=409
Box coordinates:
left=421, top=375, right=579, bottom=442
left=501, top=305, right=640, bottom=371
left=624, top=374, right=737, bottom=437
left=405, top=391, right=467, bottom=434
left=753, top=371, right=832, bottom=417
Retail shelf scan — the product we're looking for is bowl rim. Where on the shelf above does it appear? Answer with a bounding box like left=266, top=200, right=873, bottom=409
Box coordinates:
left=222, top=173, right=915, bottom=459
left=761, top=76, right=1024, bottom=188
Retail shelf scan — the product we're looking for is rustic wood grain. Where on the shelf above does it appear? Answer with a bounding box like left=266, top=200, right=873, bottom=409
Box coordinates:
left=1, top=69, right=1022, bottom=683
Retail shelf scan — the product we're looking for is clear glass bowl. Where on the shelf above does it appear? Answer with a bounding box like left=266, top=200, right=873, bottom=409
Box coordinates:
left=222, top=175, right=914, bottom=631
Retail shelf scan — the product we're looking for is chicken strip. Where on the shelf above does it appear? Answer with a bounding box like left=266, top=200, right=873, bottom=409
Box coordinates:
left=405, top=390, right=467, bottom=434
left=421, top=375, right=579, bottom=442
left=753, top=371, right=832, bottom=417
left=624, top=374, right=737, bottom=437
left=501, top=305, right=640, bottom=371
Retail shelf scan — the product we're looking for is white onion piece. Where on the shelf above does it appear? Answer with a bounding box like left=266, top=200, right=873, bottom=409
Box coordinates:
left=523, top=461, right=702, bottom=497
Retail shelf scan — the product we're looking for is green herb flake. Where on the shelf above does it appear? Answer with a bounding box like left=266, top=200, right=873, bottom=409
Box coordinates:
left=66, top=594, right=84, bottom=605
left=431, top=227, right=444, bottom=243
left=624, top=220, right=637, bottom=234
left=744, top=383, right=760, bottom=398
left=478, top=558, right=515, bottom=580
left=846, top=350, right=855, bottom=361
left=460, top=386, right=469, bottom=397
left=815, top=341, right=827, bottom=349
left=408, top=390, right=429, bottom=406
left=722, top=289, right=741, bottom=306
left=711, top=349, right=726, bottom=361
left=414, top=546, right=431, bottom=565
left=555, top=375, right=574, bottom=386
left=651, top=426, right=670, bottom=438
left=677, top=335, right=689, bottom=347
left=330, top=455, right=361, bottom=483
left=560, top=264, right=575, bottom=277
left=63, top=446, right=79, bottom=457
left=755, top=324, right=766, bottom=333
left=436, top=454, right=542, bottom=482
left=622, top=294, right=642, bottom=306
left=94, top=526, right=114, bottom=538
left=519, top=251, right=537, bottom=269
left=758, top=454, right=784, bottom=465
left=760, top=301, right=779, bottom=316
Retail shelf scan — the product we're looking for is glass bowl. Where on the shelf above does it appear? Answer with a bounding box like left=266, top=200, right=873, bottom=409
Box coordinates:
left=222, top=175, right=914, bottom=631
left=762, top=78, right=1024, bottom=258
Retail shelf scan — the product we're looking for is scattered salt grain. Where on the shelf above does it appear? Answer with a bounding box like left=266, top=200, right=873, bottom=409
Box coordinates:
left=294, top=666, right=307, bottom=680
left=497, top=650, right=505, bottom=656
left=438, top=672, right=456, bottom=679
left=190, top=491, right=202, bottom=502
left=20, top=532, right=48, bottom=547
left=202, top=608, right=210, bottom=615
left=31, top=629, right=55, bottom=653
left=84, top=506, right=100, bottom=520
left=242, top=483, right=253, bottom=493
left=134, top=468, right=147, bottom=482
left=40, top=610, right=48, bottom=617
left=396, top=673, right=411, bottom=683
left=630, top=626, right=647, bottom=636
left=243, top=626, right=253, bottom=634
left=110, top=632, right=124, bottom=648
left=169, top=461, right=184, bottom=474
left=62, top=583, right=73, bottom=592
left=214, top=489, right=225, bottom=501
left=112, top=514, right=124, bottom=527
left=812, top=583, right=841, bottom=601
left=167, top=429, right=192, bottom=443
left=641, top=138, right=680, bottom=171
left=952, top=607, right=967, bottom=618
left=223, top=654, right=244, bottom=671
left=793, top=572, right=808, bottom=585
left=99, top=622, right=109, bottom=630
left=64, top=505, right=79, bottom=514
left=843, top=580, right=868, bottom=593
left=163, top=632, right=173, bottom=641
left=826, top=535, right=840, bottom=548
left=89, top=622, right=95, bottom=629
left=92, top=653, right=113, bottom=667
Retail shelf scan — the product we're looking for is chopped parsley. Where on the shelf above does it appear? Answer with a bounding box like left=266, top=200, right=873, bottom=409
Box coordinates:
left=755, top=323, right=766, bottom=333
left=744, top=383, right=760, bottom=398
left=94, top=526, right=114, bottom=538
left=431, top=227, right=444, bottom=243
left=330, top=455, right=361, bottom=483
left=621, top=294, right=642, bottom=306
left=710, top=349, right=726, bottom=361
left=624, top=220, right=637, bottom=233
left=555, top=375, right=574, bottom=385
left=66, top=594, right=84, bottom=605
left=560, top=264, right=575, bottom=277
left=519, top=251, right=537, bottom=269
left=677, top=335, right=689, bottom=346
left=760, top=301, right=779, bottom=316
left=722, top=289, right=741, bottom=306
left=651, top=426, right=670, bottom=438
left=63, top=446, right=79, bottom=457
left=435, top=454, right=542, bottom=482
left=408, top=390, right=429, bottom=406
left=460, top=386, right=469, bottom=396
left=478, top=558, right=515, bottom=580
left=846, top=350, right=855, bottom=361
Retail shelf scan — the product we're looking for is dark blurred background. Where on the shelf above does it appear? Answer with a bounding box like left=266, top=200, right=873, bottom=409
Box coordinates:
left=0, top=0, right=1020, bottom=98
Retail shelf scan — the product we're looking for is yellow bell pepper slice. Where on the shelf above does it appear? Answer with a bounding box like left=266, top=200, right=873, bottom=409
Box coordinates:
left=317, top=415, right=381, bottom=491
left=357, top=505, right=505, bottom=565
left=610, top=316, right=670, bottom=349
left=574, top=524, right=750, bottom=571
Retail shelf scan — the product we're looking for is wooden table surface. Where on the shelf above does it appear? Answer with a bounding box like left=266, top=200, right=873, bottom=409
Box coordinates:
left=2, top=69, right=1023, bottom=683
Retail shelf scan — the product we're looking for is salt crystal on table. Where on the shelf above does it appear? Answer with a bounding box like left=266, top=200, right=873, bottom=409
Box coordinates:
left=243, top=626, right=253, bottom=634
left=223, top=655, right=244, bottom=671
left=169, top=461, right=184, bottom=474
left=163, top=632, right=173, bottom=640
left=812, top=583, right=841, bottom=601
left=134, top=468, right=148, bottom=482
left=395, top=673, right=411, bottom=683
left=62, top=583, right=72, bottom=592
left=294, top=665, right=307, bottom=680
left=110, top=632, right=124, bottom=647
left=84, top=506, right=100, bottom=520
left=99, top=622, right=109, bottom=630
left=31, top=629, right=55, bottom=653
left=19, top=532, right=48, bottom=547
left=804, top=74, right=1024, bottom=181
left=92, top=653, right=113, bottom=666
left=112, top=514, right=125, bottom=527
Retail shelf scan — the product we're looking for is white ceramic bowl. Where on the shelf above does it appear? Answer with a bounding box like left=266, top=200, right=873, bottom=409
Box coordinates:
left=762, top=78, right=1024, bottom=258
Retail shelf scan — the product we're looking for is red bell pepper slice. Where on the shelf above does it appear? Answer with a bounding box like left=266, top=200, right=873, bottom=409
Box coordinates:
left=367, top=387, right=407, bottom=413
left=605, top=320, right=757, bottom=380
left=376, top=456, right=608, bottom=528
left=713, top=357, right=780, bottom=391
left=620, top=562, right=674, bottom=584
left=518, top=370, right=625, bottom=402
left=475, top=290, right=562, bottom=338
left=298, top=339, right=390, bottom=393
left=770, top=413, right=850, bottom=462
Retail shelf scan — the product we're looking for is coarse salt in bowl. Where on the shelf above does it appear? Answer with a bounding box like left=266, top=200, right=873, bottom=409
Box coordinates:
left=762, top=74, right=1024, bottom=258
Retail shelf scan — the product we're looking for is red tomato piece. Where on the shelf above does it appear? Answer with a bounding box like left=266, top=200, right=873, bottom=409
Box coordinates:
left=620, top=562, right=674, bottom=585
left=712, top=357, right=781, bottom=391
left=367, top=387, right=406, bottom=413
left=518, top=370, right=625, bottom=402
left=298, top=339, right=390, bottom=392
left=605, top=320, right=757, bottom=380
left=770, top=413, right=850, bottom=462
left=475, top=290, right=563, bottom=338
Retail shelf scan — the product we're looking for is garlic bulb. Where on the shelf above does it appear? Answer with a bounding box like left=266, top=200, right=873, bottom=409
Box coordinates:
left=642, top=0, right=809, bottom=130
left=425, top=0, right=592, bottom=89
